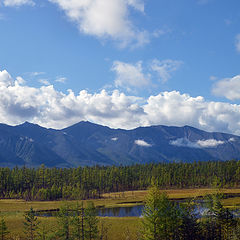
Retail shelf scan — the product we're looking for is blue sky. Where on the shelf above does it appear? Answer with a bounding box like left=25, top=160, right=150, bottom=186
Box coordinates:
left=0, top=0, right=240, bottom=135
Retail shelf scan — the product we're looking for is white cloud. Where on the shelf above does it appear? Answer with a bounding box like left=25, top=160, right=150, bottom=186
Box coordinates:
left=30, top=72, right=45, bottom=77
left=38, top=79, right=50, bottom=85
left=111, top=137, right=118, bottom=141
left=112, top=61, right=150, bottom=90
left=197, top=139, right=224, bottom=148
left=170, top=138, right=200, bottom=148
left=229, top=137, right=235, bottom=142
left=49, top=0, right=148, bottom=48
left=135, top=139, right=152, bottom=147
left=212, top=75, right=240, bottom=100
left=151, top=59, right=183, bottom=83
left=3, top=0, right=35, bottom=7
left=235, top=34, right=240, bottom=53
left=152, top=28, right=171, bottom=38
left=55, top=77, right=67, bottom=83
left=15, top=76, right=25, bottom=85
left=210, top=75, right=217, bottom=81
left=170, top=138, right=225, bottom=148
left=0, top=69, right=13, bottom=87
left=2, top=69, right=240, bottom=136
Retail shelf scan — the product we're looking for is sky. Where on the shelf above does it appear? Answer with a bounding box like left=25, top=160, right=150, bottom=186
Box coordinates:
left=1, top=0, right=240, bottom=135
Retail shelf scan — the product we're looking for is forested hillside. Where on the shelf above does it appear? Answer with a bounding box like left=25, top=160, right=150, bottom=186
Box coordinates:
left=0, top=160, right=239, bottom=200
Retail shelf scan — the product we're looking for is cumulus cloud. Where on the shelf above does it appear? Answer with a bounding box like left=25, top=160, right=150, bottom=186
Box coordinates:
left=2, top=69, right=240, bottom=135
left=3, top=0, right=35, bottom=7
left=151, top=59, right=183, bottom=83
left=170, top=138, right=225, bottom=148
left=135, top=139, right=152, bottom=147
left=0, top=70, right=13, bottom=87
left=49, top=0, right=148, bottom=47
left=212, top=75, right=240, bottom=100
left=112, top=61, right=150, bottom=90
left=111, top=137, right=118, bottom=141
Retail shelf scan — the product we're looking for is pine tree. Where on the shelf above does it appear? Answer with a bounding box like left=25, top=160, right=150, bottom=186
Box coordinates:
left=72, top=202, right=85, bottom=240
left=141, top=186, right=182, bottom=240
left=56, top=204, right=72, bottom=240
left=37, top=224, right=48, bottom=240
left=23, top=207, right=39, bottom=240
left=85, top=202, right=98, bottom=240
left=0, top=216, right=9, bottom=240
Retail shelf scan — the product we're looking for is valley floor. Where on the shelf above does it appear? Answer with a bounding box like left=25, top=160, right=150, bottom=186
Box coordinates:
left=1, top=188, right=240, bottom=240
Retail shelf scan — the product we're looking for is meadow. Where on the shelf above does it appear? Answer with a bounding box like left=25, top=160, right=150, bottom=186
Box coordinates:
left=1, top=188, right=240, bottom=240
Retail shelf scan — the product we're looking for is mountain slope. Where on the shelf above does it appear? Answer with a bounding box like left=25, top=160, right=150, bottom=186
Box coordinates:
left=0, top=121, right=239, bottom=167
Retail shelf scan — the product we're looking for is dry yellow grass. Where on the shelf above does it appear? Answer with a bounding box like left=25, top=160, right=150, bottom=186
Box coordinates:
left=1, top=188, right=240, bottom=239
left=102, top=188, right=240, bottom=202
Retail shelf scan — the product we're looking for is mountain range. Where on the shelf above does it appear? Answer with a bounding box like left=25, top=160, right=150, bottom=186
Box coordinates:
left=0, top=121, right=239, bottom=167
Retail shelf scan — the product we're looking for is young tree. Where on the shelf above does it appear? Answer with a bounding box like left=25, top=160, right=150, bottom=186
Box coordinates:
left=141, top=186, right=182, bottom=240
left=37, top=224, right=48, bottom=240
left=72, top=202, right=85, bottom=240
left=0, top=216, right=9, bottom=240
left=178, top=200, right=201, bottom=240
left=99, top=219, right=111, bottom=240
left=23, top=207, right=39, bottom=240
left=84, top=202, right=98, bottom=240
left=202, top=193, right=237, bottom=240
left=56, top=204, right=73, bottom=240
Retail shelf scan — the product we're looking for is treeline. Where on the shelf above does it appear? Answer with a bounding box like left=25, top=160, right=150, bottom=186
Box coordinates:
left=0, top=160, right=240, bottom=200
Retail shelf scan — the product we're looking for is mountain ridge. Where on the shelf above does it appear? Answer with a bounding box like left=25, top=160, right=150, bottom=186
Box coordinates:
left=0, top=121, right=239, bottom=167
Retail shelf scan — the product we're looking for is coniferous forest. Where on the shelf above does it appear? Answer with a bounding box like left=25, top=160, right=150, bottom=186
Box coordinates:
left=0, top=160, right=239, bottom=201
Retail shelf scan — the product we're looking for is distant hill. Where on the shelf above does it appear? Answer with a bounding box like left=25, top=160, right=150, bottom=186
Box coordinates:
left=0, top=121, right=239, bottom=167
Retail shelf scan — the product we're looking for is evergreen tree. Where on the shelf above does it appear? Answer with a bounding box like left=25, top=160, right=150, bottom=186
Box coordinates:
left=56, top=204, right=73, bottom=240
left=0, top=216, right=9, bottom=240
left=23, top=207, right=39, bottom=240
left=72, top=202, right=85, bottom=240
left=37, top=224, right=48, bottom=240
left=178, top=200, right=201, bottom=240
left=202, top=193, right=237, bottom=240
left=84, top=202, right=98, bottom=240
left=141, top=186, right=182, bottom=240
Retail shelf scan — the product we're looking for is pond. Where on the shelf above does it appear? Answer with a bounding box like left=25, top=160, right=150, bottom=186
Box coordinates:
left=35, top=202, right=240, bottom=218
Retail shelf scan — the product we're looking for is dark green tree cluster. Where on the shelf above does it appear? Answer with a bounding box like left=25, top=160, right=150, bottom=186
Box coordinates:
left=141, top=187, right=240, bottom=240
left=0, top=160, right=240, bottom=200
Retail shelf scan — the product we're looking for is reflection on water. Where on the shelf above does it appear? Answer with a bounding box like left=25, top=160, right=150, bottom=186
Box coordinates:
left=98, top=205, right=144, bottom=217
left=35, top=202, right=240, bottom=218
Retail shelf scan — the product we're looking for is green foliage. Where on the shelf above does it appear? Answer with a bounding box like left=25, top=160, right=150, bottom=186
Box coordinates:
left=201, top=193, right=238, bottom=239
left=37, top=224, right=49, bottom=240
left=141, top=186, right=183, bottom=240
left=0, top=216, right=9, bottom=240
left=72, top=202, right=85, bottom=240
left=84, top=202, right=98, bottom=240
left=0, top=160, right=240, bottom=201
left=56, top=204, right=73, bottom=240
left=23, top=207, right=39, bottom=240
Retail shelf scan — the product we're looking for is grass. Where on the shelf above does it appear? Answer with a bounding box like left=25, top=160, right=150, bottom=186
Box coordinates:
left=2, top=188, right=240, bottom=239
left=4, top=215, right=140, bottom=240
